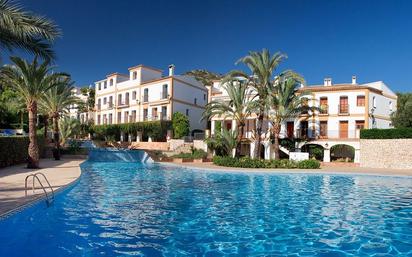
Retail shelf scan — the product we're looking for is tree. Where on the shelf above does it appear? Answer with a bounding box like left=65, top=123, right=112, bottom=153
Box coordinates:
left=0, top=0, right=61, bottom=60
left=225, top=49, right=287, bottom=159
left=39, top=77, right=79, bottom=160
left=205, top=128, right=237, bottom=157
left=266, top=71, right=309, bottom=159
left=0, top=56, right=66, bottom=168
left=184, top=69, right=222, bottom=86
left=203, top=79, right=254, bottom=157
left=172, top=112, right=190, bottom=139
left=59, top=117, right=80, bottom=146
left=391, top=93, right=412, bottom=128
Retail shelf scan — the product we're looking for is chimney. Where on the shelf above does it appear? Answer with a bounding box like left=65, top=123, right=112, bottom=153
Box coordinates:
left=352, top=75, right=357, bottom=85
left=168, top=64, right=175, bottom=76
left=323, top=77, right=332, bottom=86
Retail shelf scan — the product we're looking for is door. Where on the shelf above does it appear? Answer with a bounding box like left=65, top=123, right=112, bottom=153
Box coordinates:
left=287, top=122, right=294, bottom=138
left=339, top=96, right=348, bottom=114
left=300, top=121, right=308, bottom=138
left=339, top=121, right=348, bottom=138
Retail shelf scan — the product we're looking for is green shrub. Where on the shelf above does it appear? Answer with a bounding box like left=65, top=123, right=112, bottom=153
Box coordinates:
left=297, top=159, right=321, bottom=169
left=172, top=149, right=207, bottom=159
left=212, top=156, right=320, bottom=169
left=0, top=136, right=45, bottom=168
left=172, top=112, right=190, bottom=139
left=360, top=128, right=412, bottom=139
left=91, top=121, right=172, bottom=142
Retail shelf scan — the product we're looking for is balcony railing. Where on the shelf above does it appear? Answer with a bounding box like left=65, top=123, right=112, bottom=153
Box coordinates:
left=117, top=101, right=129, bottom=108
left=319, top=104, right=329, bottom=115
left=338, top=104, right=349, bottom=115
left=160, top=91, right=169, bottom=99
left=108, top=102, right=114, bottom=109
left=96, top=104, right=101, bottom=111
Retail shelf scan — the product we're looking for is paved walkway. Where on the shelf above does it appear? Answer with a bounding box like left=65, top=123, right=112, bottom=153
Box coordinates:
left=0, top=158, right=83, bottom=217
left=161, top=162, right=412, bottom=177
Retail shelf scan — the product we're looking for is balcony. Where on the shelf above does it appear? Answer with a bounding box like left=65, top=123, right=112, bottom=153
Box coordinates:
left=117, top=101, right=129, bottom=108
left=96, top=104, right=101, bottom=111
left=338, top=104, right=349, bottom=115
left=108, top=102, right=114, bottom=109
left=319, top=104, right=329, bottom=115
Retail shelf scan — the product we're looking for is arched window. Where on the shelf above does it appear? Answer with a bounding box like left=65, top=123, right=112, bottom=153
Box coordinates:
left=110, top=79, right=114, bottom=86
left=133, top=71, right=137, bottom=80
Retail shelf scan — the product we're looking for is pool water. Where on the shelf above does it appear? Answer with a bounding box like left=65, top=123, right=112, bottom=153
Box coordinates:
left=0, top=161, right=412, bottom=256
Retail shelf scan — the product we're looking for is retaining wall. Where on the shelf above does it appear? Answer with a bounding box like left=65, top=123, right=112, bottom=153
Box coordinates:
left=360, top=139, right=412, bottom=169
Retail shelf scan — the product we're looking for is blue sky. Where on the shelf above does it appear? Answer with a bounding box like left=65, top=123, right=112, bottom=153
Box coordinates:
left=17, top=0, right=412, bottom=92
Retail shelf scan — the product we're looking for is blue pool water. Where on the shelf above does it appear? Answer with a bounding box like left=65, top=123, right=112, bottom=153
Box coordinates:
left=0, top=161, right=412, bottom=256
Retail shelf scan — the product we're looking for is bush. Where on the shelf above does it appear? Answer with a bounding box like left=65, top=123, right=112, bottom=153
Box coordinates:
left=360, top=128, right=412, bottom=139
left=0, top=136, right=45, bottom=168
left=297, top=159, right=321, bottom=169
left=91, top=121, right=172, bottom=142
left=212, top=156, right=320, bottom=169
left=172, top=112, right=190, bottom=139
left=172, top=149, right=207, bottom=159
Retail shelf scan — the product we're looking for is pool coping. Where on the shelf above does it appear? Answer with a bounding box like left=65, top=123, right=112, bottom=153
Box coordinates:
left=157, top=161, right=412, bottom=178
left=0, top=160, right=84, bottom=220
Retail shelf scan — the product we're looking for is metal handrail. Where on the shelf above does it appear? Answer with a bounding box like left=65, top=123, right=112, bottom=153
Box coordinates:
left=25, top=172, right=55, bottom=206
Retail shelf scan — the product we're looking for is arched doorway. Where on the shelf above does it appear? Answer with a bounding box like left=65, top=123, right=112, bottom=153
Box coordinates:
left=301, top=144, right=324, bottom=161
left=330, top=144, right=355, bottom=162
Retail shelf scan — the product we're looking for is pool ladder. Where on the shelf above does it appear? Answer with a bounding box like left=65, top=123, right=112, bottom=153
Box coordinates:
left=25, top=172, right=55, bottom=206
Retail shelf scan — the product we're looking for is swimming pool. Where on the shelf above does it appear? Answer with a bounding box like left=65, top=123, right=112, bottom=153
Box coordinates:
left=1, top=161, right=411, bottom=256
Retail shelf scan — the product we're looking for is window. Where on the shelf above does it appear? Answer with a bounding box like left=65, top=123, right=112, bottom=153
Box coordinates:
left=132, top=71, right=137, bottom=80
left=301, top=98, right=309, bottom=114
left=161, top=106, right=167, bottom=119
left=204, top=94, right=206, bottom=101
left=186, top=109, right=189, bottom=116
left=194, top=98, right=197, bottom=105
left=143, top=108, right=148, bottom=121
left=339, top=96, right=349, bottom=114
left=125, top=92, right=129, bottom=105
left=118, top=94, right=122, bottom=105
left=108, top=114, right=112, bottom=124
left=389, top=101, right=393, bottom=111
left=117, top=112, right=122, bottom=123
left=357, top=95, right=365, bottom=106
left=152, top=108, right=158, bottom=119
left=373, top=96, right=376, bottom=108
left=110, top=79, right=114, bottom=86
left=97, top=115, right=101, bottom=125
left=98, top=83, right=101, bottom=90
left=162, top=84, right=168, bottom=99
left=320, top=121, right=328, bottom=138
left=124, top=111, right=129, bottom=123
left=131, top=110, right=136, bottom=122
left=109, top=96, right=113, bottom=107
left=319, top=97, right=328, bottom=114
left=104, top=81, right=107, bottom=89
left=356, top=120, right=365, bottom=129
left=103, top=114, right=107, bottom=124
left=97, top=98, right=101, bottom=106
left=143, top=88, right=149, bottom=102
left=132, top=91, right=137, bottom=100
left=103, top=97, right=107, bottom=105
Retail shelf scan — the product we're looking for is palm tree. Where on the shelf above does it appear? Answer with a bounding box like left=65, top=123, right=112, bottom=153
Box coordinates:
left=0, top=56, right=67, bottom=168
left=39, top=77, right=78, bottom=160
left=226, top=49, right=287, bottom=159
left=203, top=79, right=254, bottom=157
left=59, top=117, right=80, bottom=146
left=266, top=71, right=310, bottom=159
left=0, top=0, right=61, bottom=60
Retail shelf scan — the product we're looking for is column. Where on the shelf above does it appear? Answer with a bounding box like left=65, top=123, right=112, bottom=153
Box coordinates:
left=250, top=141, right=256, bottom=159
left=354, top=148, right=360, bottom=163
left=120, top=131, right=124, bottom=142
left=211, top=120, right=215, bottom=136
left=323, top=148, right=330, bottom=162
left=264, top=142, right=271, bottom=160
left=136, top=131, right=142, bottom=142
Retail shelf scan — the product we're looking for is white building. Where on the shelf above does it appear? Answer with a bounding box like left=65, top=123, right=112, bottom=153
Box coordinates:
left=208, top=76, right=397, bottom=163
left=94, top=64, right=207, bottom=134
left=69, top=87, right=94, bottom=124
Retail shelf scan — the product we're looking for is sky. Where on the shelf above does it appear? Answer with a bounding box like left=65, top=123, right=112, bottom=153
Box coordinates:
left=15, top=0, right=412, bottom=92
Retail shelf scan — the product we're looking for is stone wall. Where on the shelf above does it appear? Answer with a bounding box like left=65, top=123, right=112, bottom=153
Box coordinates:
left=360, top=139, right=412, bottom=169
left=193, top=140, right=207, bottom=152
left=169, top=139, right=185, bottom=151
left=130, top=142, right=170, bottom=151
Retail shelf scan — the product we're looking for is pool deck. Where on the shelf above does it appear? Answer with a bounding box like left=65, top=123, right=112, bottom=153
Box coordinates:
left=160, top=162, right=412, bottom=177
left=0, top=158, right=83, bottom=217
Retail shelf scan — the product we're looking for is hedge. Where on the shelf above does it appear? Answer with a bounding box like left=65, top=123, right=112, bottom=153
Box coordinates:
left=0, top=136, right=45, bottom=168
left=360, top=128, right=412, bottom=139
left=90, top=121, right=172, bottom=141
left=212, top=156, right=320, bottom=169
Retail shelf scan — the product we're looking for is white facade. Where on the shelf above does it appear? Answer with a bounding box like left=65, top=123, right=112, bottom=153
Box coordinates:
left=208, top=76, right=397, bottom=163
left=94, top=64, right=207, bottom=136
left=69, top=87, right=94, bottom=124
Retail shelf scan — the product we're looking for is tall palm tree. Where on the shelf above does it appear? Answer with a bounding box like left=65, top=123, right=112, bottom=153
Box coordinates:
left=0, top=0, right=61, bottom=60
left=226, top=49, right=287, bottom=159
left=203, top=79, right=254, bottom=157
left=39, top=77, right=78, bottom=160
left=0, top=56, right=67, bottom=168
left=266, top=71, right=309, bottom=159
